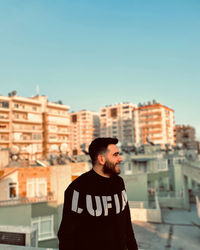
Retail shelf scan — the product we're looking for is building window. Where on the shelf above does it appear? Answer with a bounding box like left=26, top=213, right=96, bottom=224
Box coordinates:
left=157, top=159, right=168, bottom=171
left=27, top=178, right=47, bottom=198
left=72, top=149, right=78, bottom=155
left=31, top=215, right=54, bottom=241
left=9, top=182, right=17, bottom=198
left=0, top=101, right=9, bottom=108
left=71, top=114, right=77, bottom=123
left=0, top=124, right=7, bottom=129
left=32, top=133, right=42, bottom=140
left=124, top=162, right=132, bottom=175
left=110, top=108, right=117, bottom=118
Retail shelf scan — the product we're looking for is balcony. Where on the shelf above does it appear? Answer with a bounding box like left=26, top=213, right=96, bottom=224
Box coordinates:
left=0, top=195, right=56, bottom=207
left=46, top=139, right=68, bottom=143
left=0, top=107, right=10, bottom=112
left=13, top=130, right=43, bottom=134
left=13, top=107, right=42, bottom=113
left=13, top=119, right=42, bottom=124
left=0, top=118, right=9, bottom=122
left=0, top=244, right=57, bottom=250
left=46, top=112, right=69, bottom=118
left=13, top=139, right=42, bottom=143
left=0, top=140, right=9, bottom=143
left=57, top=131, right=70, bottom=135
left=0, top=135, right=9, bottom=143
left=0, top=129, right=10, bottom=133
left=45, top=121, right=70, bottom=126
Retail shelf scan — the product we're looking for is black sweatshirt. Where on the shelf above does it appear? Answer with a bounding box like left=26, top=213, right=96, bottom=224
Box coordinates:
left=58, top=169, right=138, bottom=250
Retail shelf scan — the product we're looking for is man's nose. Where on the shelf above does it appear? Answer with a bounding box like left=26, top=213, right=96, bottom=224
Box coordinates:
left=118, top=155, right=122, bottom=162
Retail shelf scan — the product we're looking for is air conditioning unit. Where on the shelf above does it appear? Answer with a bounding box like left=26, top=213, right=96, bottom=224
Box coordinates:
left=0, top=225, right=38, bottom=247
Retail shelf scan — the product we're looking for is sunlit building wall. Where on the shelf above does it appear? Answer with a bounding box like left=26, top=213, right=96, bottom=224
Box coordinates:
left=134, top=100, right=175, bottom=146
left=174, top=125, right=196, bottom=149
left=99, top=103, right=137, bottom=145
left=70, top=110, right=100, bottom=155
left=0, top=94, right=71, bottom=160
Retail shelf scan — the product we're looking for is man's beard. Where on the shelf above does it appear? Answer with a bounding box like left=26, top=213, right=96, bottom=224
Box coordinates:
left=103, top=160, right=120, bottom=176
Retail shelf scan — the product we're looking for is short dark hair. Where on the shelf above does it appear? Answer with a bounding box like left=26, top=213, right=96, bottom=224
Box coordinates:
left=88, top=137, right=118, bottom=165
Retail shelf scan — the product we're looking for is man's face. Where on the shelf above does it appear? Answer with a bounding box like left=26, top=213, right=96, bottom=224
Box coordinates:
left=103, top=144, right=122, bottom=176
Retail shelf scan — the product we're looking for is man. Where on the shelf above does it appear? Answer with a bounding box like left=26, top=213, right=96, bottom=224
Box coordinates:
left=58, top=137, right=138, bottom=250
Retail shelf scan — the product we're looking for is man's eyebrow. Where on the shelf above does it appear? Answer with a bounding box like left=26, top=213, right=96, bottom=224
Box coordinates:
left=113, top=152, right=120, bottom=156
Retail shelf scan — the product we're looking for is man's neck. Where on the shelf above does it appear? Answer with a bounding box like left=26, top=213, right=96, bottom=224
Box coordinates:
left=93, top=165, right=110, bottom=178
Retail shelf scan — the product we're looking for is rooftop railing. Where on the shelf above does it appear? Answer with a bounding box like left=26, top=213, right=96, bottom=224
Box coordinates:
left=0, top=195, right=56, bottom=207
left=0, top=244, right=57, bottom=250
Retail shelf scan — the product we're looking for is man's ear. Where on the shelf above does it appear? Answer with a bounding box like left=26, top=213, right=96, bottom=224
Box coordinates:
left=97, top=154, right=106, bottom=165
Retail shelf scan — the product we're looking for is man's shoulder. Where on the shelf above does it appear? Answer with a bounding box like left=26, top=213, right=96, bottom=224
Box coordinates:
left=67, top=169, right=92, bottom=189
left=114, top=174, right=125, bottom=185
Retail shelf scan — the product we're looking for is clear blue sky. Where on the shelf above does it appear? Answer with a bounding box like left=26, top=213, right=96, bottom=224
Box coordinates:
left=0, top=0, right=200, bottom=138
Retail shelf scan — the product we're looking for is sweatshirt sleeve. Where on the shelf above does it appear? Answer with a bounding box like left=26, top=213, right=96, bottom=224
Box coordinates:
left=57, top=186, right=81, bottom=250
left=126, top=202, right=138, bottom=250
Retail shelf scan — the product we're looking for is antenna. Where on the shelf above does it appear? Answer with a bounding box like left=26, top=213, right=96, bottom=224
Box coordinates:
left=36, top=85, right=40, bottom=96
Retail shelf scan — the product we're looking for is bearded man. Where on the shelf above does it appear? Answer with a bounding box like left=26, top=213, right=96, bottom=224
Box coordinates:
left=58, top=137, right=138, bottom=250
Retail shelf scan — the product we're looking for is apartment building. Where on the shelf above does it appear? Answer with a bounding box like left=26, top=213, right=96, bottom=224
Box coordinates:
left=0, top=165, right=71, bottom=248
left=134, top=101, right=175, bottom=146
left=0, top=95, right=44, bottom=160
left=0, top=96, right=10, bottom=150
left=70, top=110, right=100, bottom=155
left=41, top=98, right=70, bottom=157
left=174, top=125, right=196, bottom=149
left=100, top=102, right=137, bottom=145
left=0, top=162, right=90, bottom=248
left=0, top=94, right=70, bottom=161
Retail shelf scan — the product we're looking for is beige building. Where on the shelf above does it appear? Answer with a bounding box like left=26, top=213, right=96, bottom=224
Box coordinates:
left=0, top=94, right=70, bottom=161
left=70, top=110, right=100, bottom=155
left=99, top=101, right=175, bottom=147
left=174, top=125, right=196, bottom=149
left=100, top=102, right=137, bottom=145
left=134, top=100, right=175, bottom=146
left=0, top=162, right=90, bottom=248
left=40, top=98, right=70, bottom=157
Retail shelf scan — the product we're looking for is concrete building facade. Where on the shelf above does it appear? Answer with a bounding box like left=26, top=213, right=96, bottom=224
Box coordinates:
left=0, top=94, right=70, bottom=161
left=174, top=125, right=196, bottom=149
left=100, top=102, right=137, bottom=145
left=0, top=162, right=90, bottom=249
left=134, top=100, right=175, bottom=147
left=70, top=110, right=100, bottom=155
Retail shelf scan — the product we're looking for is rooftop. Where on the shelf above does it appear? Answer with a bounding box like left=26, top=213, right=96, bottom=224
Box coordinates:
left=134, top=204, right=200, bottom=250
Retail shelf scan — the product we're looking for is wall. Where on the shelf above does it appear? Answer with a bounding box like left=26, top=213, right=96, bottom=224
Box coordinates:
left=158, top=197, right=184, bottom=208
left=0, top=204, right=32, bottom=226
left=123, top=173, right=148, bottom=202
left=18, top=167, right=50, bottom=198
left=0, top=171, right=18, bottom=201
left=0, top=150, right=9, bottom=169
left=130, top=207, right=162, bottom=223
left=50, top=164, right=72, bottom=235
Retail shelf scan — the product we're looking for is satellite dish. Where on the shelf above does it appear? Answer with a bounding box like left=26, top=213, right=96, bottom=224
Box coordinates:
left=80, top=143, right=86, bottom=150
left=177, top=143, right=182, bottom=149
left=10, top=145, right=19, bottom=155
left=12, top=155, right=18, bottom=161
left=51, top=144, right=58, bottom=151
left=60, top=143, right=69, bottom=153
